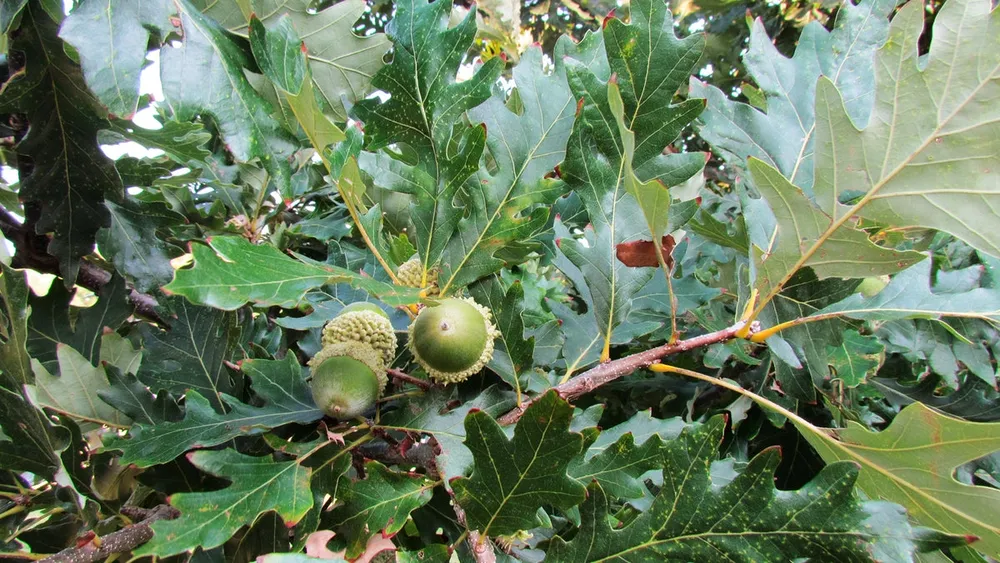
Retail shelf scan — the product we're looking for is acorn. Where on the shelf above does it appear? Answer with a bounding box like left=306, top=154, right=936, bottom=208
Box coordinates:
left=309, top=340, right=388, bottom=394
left=322, top=305, right=397, bottom=366
left=407, top=297, right=499, bottom=384
left=309, top=350, right=381, bottom=419
left=397, top=255, right=439, bottom=295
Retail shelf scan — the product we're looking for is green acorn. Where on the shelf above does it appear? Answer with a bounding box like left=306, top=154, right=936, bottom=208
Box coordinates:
left=397, top=256, right=439, bottom=295
left=309, top=340, right=388, bottom=393
left=309, top=346, right=382, bottom=419
left=408, top=297, right=499, bottom=384
left=322, top=306, right=397, bottom=366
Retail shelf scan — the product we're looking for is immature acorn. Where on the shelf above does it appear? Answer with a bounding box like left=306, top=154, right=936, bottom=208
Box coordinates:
left=308, top=341, right=385, bottom=418
left=397, top=255, right=439, bottom=295
left=322, top=303, right=397, bottom=367
left=408, top=297, right=499, bottom=384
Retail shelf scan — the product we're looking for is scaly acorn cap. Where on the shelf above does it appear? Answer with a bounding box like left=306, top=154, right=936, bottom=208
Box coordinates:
left=397, top=256, right=439, bottom=295
left=308, top=340, right=388, bottom=394
left=322, top=309, right=397, bottom=367
left=407, top=297, right=499, bottom=384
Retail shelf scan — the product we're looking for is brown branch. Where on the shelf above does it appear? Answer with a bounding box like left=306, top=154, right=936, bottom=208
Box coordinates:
left=388, top=368, right=432, bottom=390
left=0, top=205, right=166, bottom=325
left=39, top=505, right=180, bottom=563
left=498, top=321, right=750, bottom=425
left=453, top=504, right=496, bottom=563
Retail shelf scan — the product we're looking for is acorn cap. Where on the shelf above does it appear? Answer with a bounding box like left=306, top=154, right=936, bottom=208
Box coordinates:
left=322, top=310, right=397, bottom=367
left=309, top=340, right=388, bottom=393
left=309, top=355, right=380, bottom=418
left=407, top=297, right=498, bottom=384
left=397, top=256, right=439, bottom=294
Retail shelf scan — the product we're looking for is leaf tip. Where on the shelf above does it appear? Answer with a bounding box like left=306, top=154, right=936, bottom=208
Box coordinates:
left=602, top=9, right=617, bottom=28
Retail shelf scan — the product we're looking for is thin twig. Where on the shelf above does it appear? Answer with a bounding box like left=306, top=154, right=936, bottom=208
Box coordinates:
left=39, top=505, right=179, bottom=563
left=498, top=321, right=749, bottom=425
left=388, top=368, right=432, bottom=390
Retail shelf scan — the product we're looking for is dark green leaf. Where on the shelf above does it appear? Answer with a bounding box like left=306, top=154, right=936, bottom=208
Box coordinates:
left=556, top=0, right=705, bottom=359
left=328, top=461, right=434, bottom=559
left=99, top=365, right=183, bottom=426
left=469, top=277, right=534, bottom=395
left=0, top=4, right=124, bottom=283
left=27, top=273, right=133, bottom=370
left=161, top=0, right=297, bottom=196
left=249, top=15, right=306, bottom=95
left=827, top=329, right=884, bottom=387
left=137, top=450, right=314, bottom=557
left=437, top=46, right=575, bottom=292
left=353, top=0, right=502, bottom=272
left=107, top=355, right=321, bottom=467
left=0, top=265, right=33, bottom=386
left=0, top=266, right=70, bottom=479
left=98, top=200, right=181, bottom=293
left=137, top=296, right=242, bottom=409
left=568, top=411, right=688, bottom=500
left=452, top=390, right=586, bottom=536
left=550, top=417, right=963, bottom=561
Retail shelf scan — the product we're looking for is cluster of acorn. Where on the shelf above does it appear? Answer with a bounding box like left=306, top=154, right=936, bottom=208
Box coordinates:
left=308, top=257, right=499, bottom=418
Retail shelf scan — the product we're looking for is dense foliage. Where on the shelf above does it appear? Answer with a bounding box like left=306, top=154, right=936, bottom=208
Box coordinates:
left=0, top=0, right=997, bottom=561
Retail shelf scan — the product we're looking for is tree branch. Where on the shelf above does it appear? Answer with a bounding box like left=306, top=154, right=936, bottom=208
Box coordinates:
left=0, top=205, right=166, bottom=325
left=453, top=504, right=496, bottom=563
left=498, top=321, right=750, bottom=425
left=388, top=368, right=432, bottom=390
left=39, top=505, right=180, bottom=563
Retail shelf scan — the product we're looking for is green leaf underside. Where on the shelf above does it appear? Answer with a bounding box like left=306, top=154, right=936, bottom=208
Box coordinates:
left=137, top=449, right=313, bottom=557
left=452, top=390, right=586, bottom=537
left=550, top=417, right=957, bottom=562
left=199, top=0, right=391, bottom=122
left=28, top=344, right=129, bottom=429
left=749, top=159, right=925, bottom=298
left=106, top=356, right=322, bottom=467
left=816, top=259, right=1000, bottom=323
left=59, top=0, right=174, bottom=117
left=162, top=0, right=297, bottom=196
left=748, top=0, right=1000, bottom=307
left=691, top=0, right=898, bottom=188
left=165, top=236, right=420, bottom=310
left=799, top=402, right=1000, bottom=557
left=328, top=461, right=434, bottom=559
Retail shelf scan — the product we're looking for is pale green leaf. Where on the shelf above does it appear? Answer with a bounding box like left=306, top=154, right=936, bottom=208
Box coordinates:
left=799, top=403, right=1000, bottom=557
left=27, top=345, right=129, bottom=429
